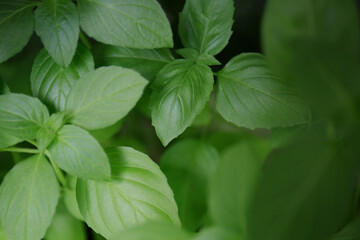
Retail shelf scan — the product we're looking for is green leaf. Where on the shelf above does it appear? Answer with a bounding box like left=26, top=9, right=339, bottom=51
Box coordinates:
left=48, top=124, right=111, bottom=180
left=209, top=138, right=270, bottom=234
left=76, top=147, right=180, bottom=239
left=178, top=0, right=234, bottom=55
left=176, top=48, right=221, bottom=66
left=215, top=53, right=311, bottom=129
left=45, top=200, right=86, bottom=240
left=262, top=0, right=360, bottom=117
left=64, top=175, right=83, bottom=221
left=160, top=139, right=219, bottom=232
left=31, top=45, right=94, bottom=112
left=0, top=79, right=10, bottom=94
left=37, top=112, right=66, bottom=152
left=110, top=222, right=190, bottom=240
left=0, top=93, right=49, bottom=140
left=150, top=60, right=214, bottom=146
left=94, top=45, right=174, bottom=80
left=0, top=154, right=60, bottom=240
left=0, top=82, right=22, bottom=149
left=194, top=226, right=241, bottom=240
left=66, top=66, right=147, bottom=130
left=77, top=0, right=173, bottom=48
left=247, top=126, right=356, bottom=240
left=0, top=0, right=35, bottom=63
left=329, top=216, right=360, bottom=240
left=34, top=0, right=79, bottom=67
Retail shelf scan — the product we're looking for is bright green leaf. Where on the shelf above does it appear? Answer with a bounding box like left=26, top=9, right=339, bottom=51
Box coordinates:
left=0, top=154, right=60, bottom=240
left=77, top=0, right=173, bottom=48
left=194, top=226, right=241, bottom=240
left=178, top=0, right=234, bottom=55
left=215, top=53, right=311, bottom=129
left=48, top=124, right=111, bottom=180
left=160, top=139, right=219, bottom=232
left=0, top=93, right=49, bottom=140
left=94, top=45, right=174, bottom=80
left=110, top=222, right=190, bottom=240
left=76, top=147, right=180, bottom=239
left=34, top=0, right=79, bottom=67
left=150, top=60, right=214, bottom=146
left=209, top=138, right=270, bottom=234
left=329, top=216, right=360, bottom=240
left=65, top=66, right=147, bottom=130
left=45, top=200, right=86, bottom=240
left=0, top=0, right=35, bottom=63
left=31, top=45, right=94, bottom=112
left=247, top=126, right=355, bottom=240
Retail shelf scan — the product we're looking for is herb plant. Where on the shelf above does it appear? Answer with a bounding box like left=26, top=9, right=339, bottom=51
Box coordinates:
left=0, top=0, right=359, bottom=240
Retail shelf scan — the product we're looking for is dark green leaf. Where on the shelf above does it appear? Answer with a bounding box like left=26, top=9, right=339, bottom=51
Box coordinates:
left=95, top=45, right=174, bottom=80
left=150, top=60, right=214, bottom=146
left=0, top=79, right=10, bottom=94
left=77, top=147, right=180, bottom=239
left=45, top=200, right=86, bottom=240
left=215, top=53, right=311, bottom=129
left=0, top=0, right=35, bottom=63
left=247, top=126, right=355, bottom=240
left=65, top=66, right=147, bottom=130
left=110, top=222, right=190, bottom=240
left=31, top=45, right=94, bottom=112
left=209, top=138, right=270, bottom=234
left=329, top=216, right=360, bottom=240
left=34, top=0, right=79, bottom=66
left=48, top=124, right=111, bottom=180
left=179, top=0, right=234, bottom=55
left=160, top=139, right=219, bottom=232
left=262, top=0, right=360, bottom=117
left=77, top=0, right=173, bottom=48
left=0, top=93, right=49, bottom=140
left=0, top=154, right=60, bottom=240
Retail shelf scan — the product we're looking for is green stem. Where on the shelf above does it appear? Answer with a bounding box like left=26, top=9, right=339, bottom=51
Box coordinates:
left=45, top=150, right=67, bottom=187
left=0, top=147, right=39, bottom=154
left=80, top=31, right=91, bottom=49
left=11, top=152, right=21, bottom=164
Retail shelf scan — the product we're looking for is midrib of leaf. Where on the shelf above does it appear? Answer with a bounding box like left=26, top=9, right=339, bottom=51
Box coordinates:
left=23, top=155, right=41, bottom=240
left=198, top=2, right=216, bottom=54
left=87, top=0, right=170, bottom=45
left=219, top=74, right=304, bottom=116
left=0, top=2, right=37, bottom=25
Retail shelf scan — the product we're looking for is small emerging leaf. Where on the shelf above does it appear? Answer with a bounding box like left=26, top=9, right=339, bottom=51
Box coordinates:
left=179, top=0, right=234, bottom=55
left=151, top=60, right=214, bottom=146
left=0, top=154, right=60, bottom=240
left=176, top=48, right=221, bottom=66
left=34, top=0, right=80, bottom=66
left=66, top=66, right=147, bottom=130
left=77, top=147, right=180, bottom=239
left=215, top=53, right=311, bottom=129
left=77, top=0, right=173, bottom=48
left=48, top=125, right=111, bottom=180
